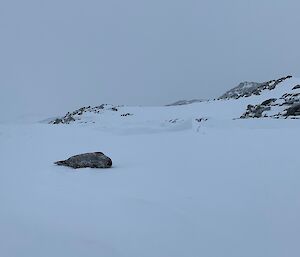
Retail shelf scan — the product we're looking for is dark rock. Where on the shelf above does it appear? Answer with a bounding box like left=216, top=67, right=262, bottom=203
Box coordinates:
left=55, top=152, right=112, bottom=169
left=64, top=116, right=75, bottom=123
left=97, top=104, right=105, bottom=109
left=195, top=117, right=208, bottom=123
left=53, top=118, right=63, bottom=124
left=247, top=104, right=254, bottom=110
left=166, top=99, right=206, bottom=106
left=292, top=85, right=300, bottom=90
left=50, top=115, right=75, bottom=124
left=240, top=104, right=271, bottom=118
left=169, top=119, right=178, bottom=123
left=284, top=103, right=300, bottom=116
left=121, top=113, right=133, bottom=117
left=253, top=106, right=271, bottom=118
left=261, top=98, right=277, bottom=106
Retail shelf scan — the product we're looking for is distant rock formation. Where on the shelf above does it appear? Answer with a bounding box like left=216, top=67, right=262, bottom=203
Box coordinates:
left=219, top=76, right=292, bottom=100
left=166, top=99, right=206, bottom=106
left=55, top=152, right=112, bottom=169
left=49, top=104, right=120, bottom=124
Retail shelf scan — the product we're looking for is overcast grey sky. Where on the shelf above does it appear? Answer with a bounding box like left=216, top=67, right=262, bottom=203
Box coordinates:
left=1, top=0, right=300, bottom=118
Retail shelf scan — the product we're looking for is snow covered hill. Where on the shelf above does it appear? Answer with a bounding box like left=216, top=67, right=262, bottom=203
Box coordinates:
left=1, top=76, right=300, bottom=257
left=49, top=75, right=300, bottom=131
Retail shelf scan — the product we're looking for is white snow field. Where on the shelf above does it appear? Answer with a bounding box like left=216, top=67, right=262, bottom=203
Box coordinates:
left=1, top=77, right=300, bottom=257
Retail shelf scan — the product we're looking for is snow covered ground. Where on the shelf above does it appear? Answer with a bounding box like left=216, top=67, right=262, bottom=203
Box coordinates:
left=1, top=79, right=300, bottom=257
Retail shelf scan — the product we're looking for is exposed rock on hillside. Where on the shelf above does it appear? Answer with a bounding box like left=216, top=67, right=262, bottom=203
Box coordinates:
left=241, top=104, right=271, bottom=118
left=219, top=76, right=292, bottom=100
left=285, top=103, right=300, bottom=116
left=240, top=88, right=300, bottom=119
left=49, top=104, right=121, bottom=124
left=166, top=99, right=206, bottom=106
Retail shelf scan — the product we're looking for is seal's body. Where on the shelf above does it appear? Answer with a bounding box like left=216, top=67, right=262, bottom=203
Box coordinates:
left=55, top=152, right=112, bottom=169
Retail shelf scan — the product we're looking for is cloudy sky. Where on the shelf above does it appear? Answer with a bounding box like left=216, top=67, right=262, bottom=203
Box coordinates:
left=1, top=0, right=300, bottom=119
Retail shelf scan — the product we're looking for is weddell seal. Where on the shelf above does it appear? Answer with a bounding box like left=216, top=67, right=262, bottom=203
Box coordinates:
left=55, top=152, right=112, bottom=169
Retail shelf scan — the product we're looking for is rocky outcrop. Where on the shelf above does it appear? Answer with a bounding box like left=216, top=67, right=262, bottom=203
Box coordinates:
left=284, top=103, right=300, bottom=117
left=55, top=152, right=112, bottom=169
left=240, top=104, right=271, bottom=118
left=49, top=104, right=121, bottom=124
left=120, top=113, right=133, bottom=117
left=240, top=89, right=300, bottom=119
left=219, top=76, right=292, bottom=100
left=261, top=98, right=277, bottom=106
left=292, top=85, right=300, bottom=90
left=166, top=99, right=206, bottom=106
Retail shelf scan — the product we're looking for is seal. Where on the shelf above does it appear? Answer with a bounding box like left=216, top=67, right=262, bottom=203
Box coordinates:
left=55, top=152, right=112, bottom=169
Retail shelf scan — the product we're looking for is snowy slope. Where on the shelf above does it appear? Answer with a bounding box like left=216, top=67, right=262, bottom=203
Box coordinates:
left=48, top=76, right=300, bottom=132
left=1, top=76, right=300, bottom=257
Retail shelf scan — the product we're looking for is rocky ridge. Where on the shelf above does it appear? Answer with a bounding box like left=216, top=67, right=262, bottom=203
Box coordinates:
left=166, top=99, right=206, bottom=106
left=240, top=86, right=300, bottom=119
left=219, top=75, right=292, bottom=100
left=49, top=104, right=121, bottom=124
left=218, top=75, right=300, bottom=119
